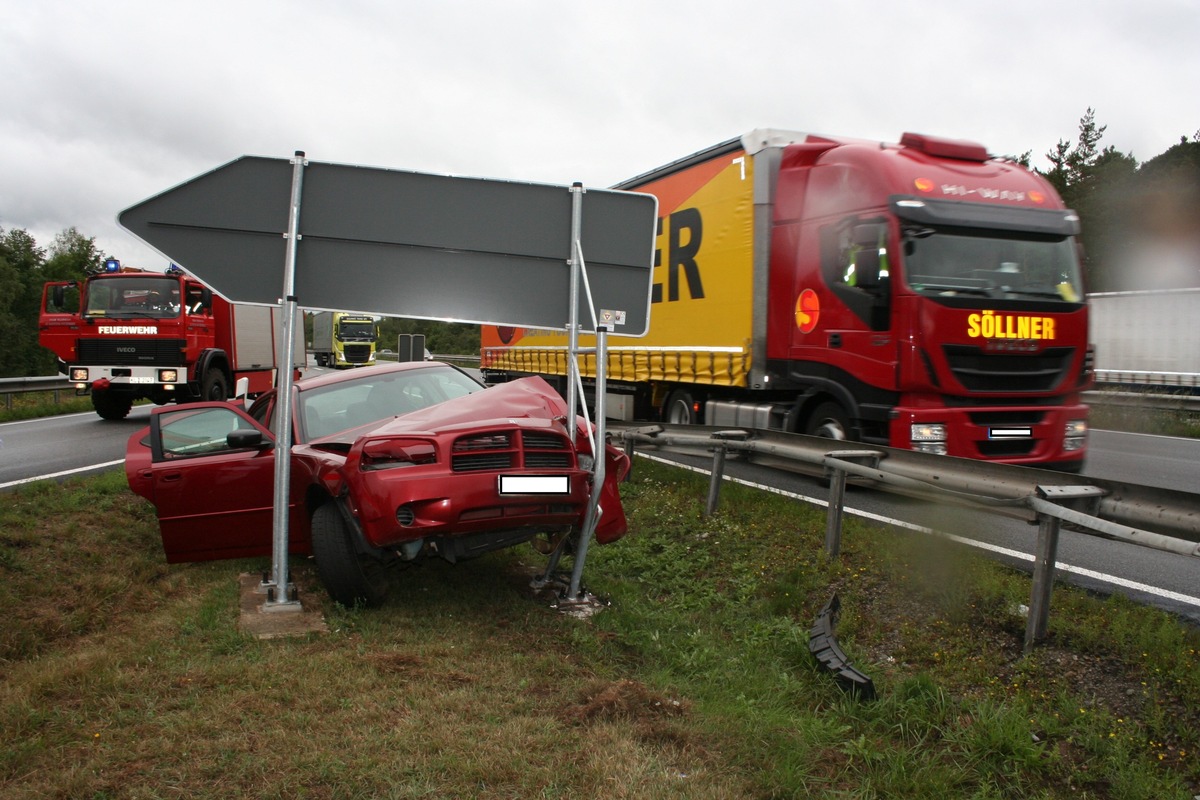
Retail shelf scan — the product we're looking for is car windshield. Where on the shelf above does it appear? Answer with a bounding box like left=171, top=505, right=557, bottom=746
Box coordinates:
left=298, top=365, right=485, bottom=441
left=903, top=228, right=1084, bottom=303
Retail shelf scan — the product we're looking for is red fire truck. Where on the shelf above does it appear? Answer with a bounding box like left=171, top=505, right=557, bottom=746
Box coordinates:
left=39, top=259, right=302, bottom=420
left=483, top=130, right=1093, bottom=470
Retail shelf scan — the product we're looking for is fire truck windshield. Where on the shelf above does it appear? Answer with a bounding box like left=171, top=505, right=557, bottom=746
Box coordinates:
left=902, top=227, right=1083, bottom=303
left=85, top=276, right=182, bottom=318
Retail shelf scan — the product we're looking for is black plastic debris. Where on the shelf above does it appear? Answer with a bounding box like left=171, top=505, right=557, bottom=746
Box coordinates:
left=808, top=593, right=877, bottom=700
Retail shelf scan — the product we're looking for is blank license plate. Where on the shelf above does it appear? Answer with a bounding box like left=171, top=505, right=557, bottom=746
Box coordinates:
left=498, top=475, right=570, bottom=495
left=988, top=427, right=1032, bottom=439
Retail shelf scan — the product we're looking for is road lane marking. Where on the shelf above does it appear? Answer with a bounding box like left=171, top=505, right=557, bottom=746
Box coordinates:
left=0, top=460, right=125, bottom=491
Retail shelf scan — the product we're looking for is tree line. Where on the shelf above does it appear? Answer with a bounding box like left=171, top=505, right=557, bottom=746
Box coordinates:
left=2, top=110, right=1198, bottom=379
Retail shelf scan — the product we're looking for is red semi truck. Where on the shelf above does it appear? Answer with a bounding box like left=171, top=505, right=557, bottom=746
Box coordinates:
left=39, top=259, right=303, bottom=420
left=482, top=129, right=1093, bottom=470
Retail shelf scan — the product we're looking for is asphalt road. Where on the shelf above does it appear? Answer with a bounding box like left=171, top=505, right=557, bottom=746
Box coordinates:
left=2, top=408, right=1198, bottom=624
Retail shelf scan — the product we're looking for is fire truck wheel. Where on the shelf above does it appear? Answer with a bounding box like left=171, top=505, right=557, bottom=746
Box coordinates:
left=806, top=401, right=850, bottom=440
left=310, top=502, right=390, bottom=608
left=92, top=392, right=133, bottom=421
left=200, top=368, right=230, bottom=402
left=664, top=390, right=698, bottom=425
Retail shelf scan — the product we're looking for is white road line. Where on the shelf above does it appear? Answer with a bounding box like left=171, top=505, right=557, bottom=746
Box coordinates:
left=0, top=460, right=125, bottom=491
left=638, top=452, right=1200, bottom=610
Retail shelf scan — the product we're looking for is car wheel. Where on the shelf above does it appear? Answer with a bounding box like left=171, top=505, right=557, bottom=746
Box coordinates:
left=92, top=391, right=133, bottom=420
left=200, top=368, right=229, bottom=402
left=806, top=401, right=850, bottom=440
left=664, top=389, right=698, bottom=425
left=311, top=502, right=390, bottom=607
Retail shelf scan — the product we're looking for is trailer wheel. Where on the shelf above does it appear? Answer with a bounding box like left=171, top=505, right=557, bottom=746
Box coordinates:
left=200, top=368, right=230, bottom=402
left=311, top=502, right=390, bottom=607
left=92, top=391, right=133, bottom=421
left=664, top=390, right=698, bottom=425
left=806, top=401, right=850, bottom=440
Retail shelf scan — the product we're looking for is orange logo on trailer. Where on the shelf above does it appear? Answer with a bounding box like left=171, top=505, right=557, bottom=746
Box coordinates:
left=795, top=289, right=820, bottom=333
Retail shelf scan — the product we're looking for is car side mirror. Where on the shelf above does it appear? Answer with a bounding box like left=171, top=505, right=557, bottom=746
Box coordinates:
left=227, top=429, right=270, bottom=450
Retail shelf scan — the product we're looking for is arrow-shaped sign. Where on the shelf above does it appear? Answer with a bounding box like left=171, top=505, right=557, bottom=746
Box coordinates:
left=119, top=156, right=657, bottom=334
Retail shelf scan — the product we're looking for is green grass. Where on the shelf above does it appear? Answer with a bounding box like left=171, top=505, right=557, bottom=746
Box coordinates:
left=1087, top=390, right=1200, bottom=438
left=1, top=463, right=1198, bottom=798
left=0, top=390, right=93, bottom=422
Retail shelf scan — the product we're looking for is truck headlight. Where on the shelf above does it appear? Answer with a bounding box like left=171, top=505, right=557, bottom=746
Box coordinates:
left=1063, top=419, right=1088, bottom=452
left=70, top=367, right=89, bottom=382
left=911, top=423, right=947, bottom=455
left=158, top=369, right=179, bottom=383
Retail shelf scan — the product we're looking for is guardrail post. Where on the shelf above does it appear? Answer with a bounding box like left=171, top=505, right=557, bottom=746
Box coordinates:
left=823, top=451, right=883, bottom=557
left=1024, top=485, right=1107, bottom=654
left=704, top=431, right=750, bottom=517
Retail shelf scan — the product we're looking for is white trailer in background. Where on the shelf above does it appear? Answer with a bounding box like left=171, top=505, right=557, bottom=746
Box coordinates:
left=1089, top=288, right=1200, bottom=389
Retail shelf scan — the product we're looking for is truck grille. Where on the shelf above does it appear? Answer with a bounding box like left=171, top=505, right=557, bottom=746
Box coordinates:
left=344, top=344, right=372, bottom=364
left=77, top=338, right=185, bottom=367
left=451, top=430, right=574, bottom=473
left=942, top=346, right=1074, bottom=392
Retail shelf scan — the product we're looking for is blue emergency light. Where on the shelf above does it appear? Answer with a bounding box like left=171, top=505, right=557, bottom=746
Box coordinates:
left=104, top=258, right=121, bottom=273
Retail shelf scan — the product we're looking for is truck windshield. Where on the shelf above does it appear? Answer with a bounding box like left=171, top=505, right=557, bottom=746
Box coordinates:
left=85, top=276, right=182, bottom=318
left=339, top=321, right=376, bottom=340
left=903, top=228, right=1084, bottom=303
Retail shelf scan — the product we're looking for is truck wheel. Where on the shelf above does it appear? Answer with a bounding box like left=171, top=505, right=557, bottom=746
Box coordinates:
left=311, top=502, right=390, bottom=607
left=664, top=390, right=698, bottom=425
left=200, top=368, right=230, bottom=402
left=806, top=401, right=850, bottom=440
left=92, top=392, right=133, bottom=421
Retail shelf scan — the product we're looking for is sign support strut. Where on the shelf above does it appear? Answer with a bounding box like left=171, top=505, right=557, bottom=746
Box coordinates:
left=263, top=151, right=307, bottom=612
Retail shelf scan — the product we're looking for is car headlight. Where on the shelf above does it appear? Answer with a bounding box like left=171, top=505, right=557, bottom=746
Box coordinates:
left=360, top=438, right=437, bottom=470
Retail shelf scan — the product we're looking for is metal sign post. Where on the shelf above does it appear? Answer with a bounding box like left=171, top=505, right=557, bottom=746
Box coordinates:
left=560, top=183, right=611, bottom=602
left=263, top=152, right=307, bottom=611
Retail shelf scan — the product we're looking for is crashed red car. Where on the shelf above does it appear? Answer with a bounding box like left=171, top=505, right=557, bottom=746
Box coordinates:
left=125, top=361, right=630, bottom=606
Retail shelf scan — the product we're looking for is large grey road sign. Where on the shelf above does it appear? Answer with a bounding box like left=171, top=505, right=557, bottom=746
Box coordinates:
left=119, top=156, right=657, bottom=334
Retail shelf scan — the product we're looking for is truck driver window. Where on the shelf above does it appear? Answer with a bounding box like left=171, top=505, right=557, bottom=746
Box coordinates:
left=823, top=219, right=892, bottom=331
left=839, top=222, right=889, bottom=290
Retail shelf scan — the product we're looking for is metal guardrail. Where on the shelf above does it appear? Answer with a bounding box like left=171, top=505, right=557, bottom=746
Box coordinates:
left=614, top=422, right=1199, bottom=653
left=1085, top=388, right=1200, bottom=413
left=0, top=376, right=74, bottom=409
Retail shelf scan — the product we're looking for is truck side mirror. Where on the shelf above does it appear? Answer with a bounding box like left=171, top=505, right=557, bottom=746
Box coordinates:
left=52, top=286, right=65, bottom=309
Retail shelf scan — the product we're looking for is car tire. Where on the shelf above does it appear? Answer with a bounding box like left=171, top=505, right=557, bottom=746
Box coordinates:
left=311, top=502, right=390, bottom=607
left=92, top=391, right=133, bottom=420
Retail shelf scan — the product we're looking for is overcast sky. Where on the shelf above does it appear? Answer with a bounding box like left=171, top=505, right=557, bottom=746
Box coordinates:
left=3, top=0, right=1197, bottom=269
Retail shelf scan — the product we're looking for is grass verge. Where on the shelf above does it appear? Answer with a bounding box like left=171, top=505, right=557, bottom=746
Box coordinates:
left=1, top=462, right=1198, bottom=798
left=0, top=390, right=93, bottom=423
